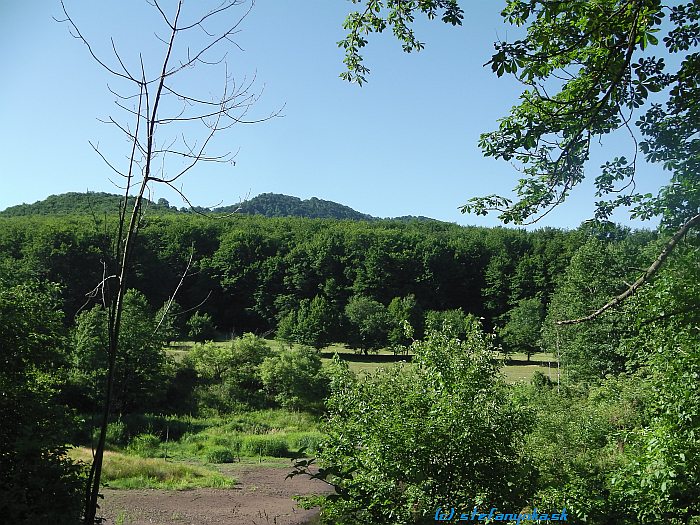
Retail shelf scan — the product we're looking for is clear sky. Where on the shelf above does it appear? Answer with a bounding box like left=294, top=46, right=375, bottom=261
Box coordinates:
left=1, top=1, right=664, bottom=228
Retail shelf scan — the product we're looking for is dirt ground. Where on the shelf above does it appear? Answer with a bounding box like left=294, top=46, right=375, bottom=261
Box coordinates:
left=97, top=463, right=330, bottom=525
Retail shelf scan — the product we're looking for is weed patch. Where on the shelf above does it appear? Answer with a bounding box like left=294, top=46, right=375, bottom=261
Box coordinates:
left=69, top=447, right=234, bottom=489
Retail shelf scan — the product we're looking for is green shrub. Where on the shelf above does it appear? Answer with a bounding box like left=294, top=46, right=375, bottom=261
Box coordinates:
left=208, top=433, right=239, bottom=446
left=90, top=419, right=129, bottom=448
left=309, top=324, right=534, bottom=524
left=205, top=446, right=236, bottom=463
left=180, top=432, right=202, bottom=444
left=241, top=435, right=288, bottom=457
left=260, top=346, right=328, bottom=410
left=127, top=433, right=161, bottom=457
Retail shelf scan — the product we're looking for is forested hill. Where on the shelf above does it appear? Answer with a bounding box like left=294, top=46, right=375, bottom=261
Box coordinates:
left=0, top=191, right=380, bottom=220
left=214, top=193, right=376, bottom=220
left=0, top=192, right=176, bottom=217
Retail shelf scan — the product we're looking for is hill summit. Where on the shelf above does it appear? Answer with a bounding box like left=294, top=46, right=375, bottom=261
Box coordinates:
left=214, top=193, right=375, bottom=220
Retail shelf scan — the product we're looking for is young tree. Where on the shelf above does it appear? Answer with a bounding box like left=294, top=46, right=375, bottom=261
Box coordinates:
left=260, top=346, right=328, bottom=410
left=386, top=294, right=424, bottom=348
left=424, top=307, right=469, bottom=339
left=291, top=322, right=533, bottom=524
left=187, top=311, right=217, bottom=342
left=0, top=282, right=85, bottom=524
left=71, top=290, right=168, bottom=413
left=499, top=296, right=544, bottom=361
left=344, top=295, right=390, bottom=354
left=543, top=239, right=634, bottom=382
left=276, top=295, right=338, bottom=349
left=155, top=300, right=184, bottom=344
left=56, top=1, right=274, bottom=521
left=187, top=340, right=234, bottom=382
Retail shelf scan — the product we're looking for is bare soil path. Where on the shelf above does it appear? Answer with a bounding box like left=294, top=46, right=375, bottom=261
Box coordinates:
left=98, top=462, right=329, bottom=525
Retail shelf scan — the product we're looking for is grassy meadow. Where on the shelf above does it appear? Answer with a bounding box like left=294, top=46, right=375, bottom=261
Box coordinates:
left=80, top=340, right=558, bottom=490
left=74, top=408, right=323, bottom=489
left=168, top=339, right=558, bottom=381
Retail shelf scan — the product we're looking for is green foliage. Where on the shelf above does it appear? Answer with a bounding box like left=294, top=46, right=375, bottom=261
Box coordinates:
left=224, top=334, right=273, bottom=405
left=499, top=297, right=544, bottom=359
left=344, top=295, right=390, bottom=354
left=387, top=294, right=423, bottom=349
left=215, top=192, right=376, bottom=220
left=0, top=281, right=85, bottom=524
left=338, top=0, right=463, bottom=84
left=205, top=446, right=237, bottom=464
left=155, top=300, right=184, bottom=344
left=187, top=311, right=216, bottom=343
left=424, top=307, right=470, bottom=339
left=240, top=435, right=289, bottom=457
left=188, top=341, right=234, bottom=381
left=543, top=239, right=637, bottom=382
left=260, top=346, right=328, bottom=410
left=187, top=335, right=273, bottom=411
left=103, top=419, right=129, bottom=448
left=0, top=191, right=376, bottom=221
left=608, top=245, right=700, bottom=523
left=70, top=289, right=168, bottom=413
left=289, top=432, right=325, bottom=454
left=127, top=433, right=162, bottom=458
left=0, top=191, right=176, bottom=217
left=277, top=295, right=338, bottom=349
left=477, top=0, right=698, bottom=226
left=307, top=321, right=533, bottom=524
left=518, top=375, right=654, bottom=524
left=0, top=213, right=600, bottom=341
left=340, top=1, right=699, bottom=228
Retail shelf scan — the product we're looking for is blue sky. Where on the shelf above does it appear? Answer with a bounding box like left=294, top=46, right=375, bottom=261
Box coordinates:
left=1, top=1, right=665, bottom=228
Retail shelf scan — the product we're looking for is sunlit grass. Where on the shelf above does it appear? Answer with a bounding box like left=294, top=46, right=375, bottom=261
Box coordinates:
left=70, top=447, right=234, bottom=489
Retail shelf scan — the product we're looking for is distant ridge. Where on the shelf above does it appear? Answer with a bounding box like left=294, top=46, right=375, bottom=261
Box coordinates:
left=0, top=191, right=396, bottom=221
left=213, top=193, right=376, bottom=220
left=0, top=192, right=174, bottom=217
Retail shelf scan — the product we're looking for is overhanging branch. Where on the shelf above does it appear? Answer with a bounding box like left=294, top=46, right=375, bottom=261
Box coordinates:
left=557, top=212, right=700, bottom=325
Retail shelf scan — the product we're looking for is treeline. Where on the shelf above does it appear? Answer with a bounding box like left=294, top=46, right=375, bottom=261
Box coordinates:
left=0, top=213, right=655, bottom=352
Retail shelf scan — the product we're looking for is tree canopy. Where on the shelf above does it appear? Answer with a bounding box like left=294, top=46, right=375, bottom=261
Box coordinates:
left=339, top=0, right=699, bottom=232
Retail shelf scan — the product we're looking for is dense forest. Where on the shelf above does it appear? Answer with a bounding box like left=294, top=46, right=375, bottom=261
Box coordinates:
left=0, top=202, right=656, bottom=349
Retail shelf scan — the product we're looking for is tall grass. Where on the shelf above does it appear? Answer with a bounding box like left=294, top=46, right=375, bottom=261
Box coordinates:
left=86, top=409, right=323, bottom=467
left=70, top=447, right=234, bottom=489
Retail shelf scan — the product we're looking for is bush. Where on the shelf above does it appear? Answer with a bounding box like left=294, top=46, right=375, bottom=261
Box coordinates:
left=106, top=419, right=129, bottom=446
left=127, top=433, right=161, bottom=458
left=187, top=312, right=216, bottom=342
left=0, top=282, right=86, bottom=524
left=260, top=346, right=328, bottom=410
left=90, top=418, right=128, bottom=448
left=304, top=322, right=534, bottom=524
left=531, top=370, right=554, bottom=389
left=205, top=446, right=236, bottom=463
left=189, top=335, right=273, bottom=411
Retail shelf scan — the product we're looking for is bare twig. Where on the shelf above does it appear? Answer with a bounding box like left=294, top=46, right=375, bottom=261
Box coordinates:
left=154, top=248, right=194, bottom=335
left=55, top=2, right=275, bottom=523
